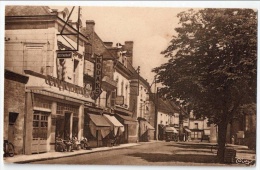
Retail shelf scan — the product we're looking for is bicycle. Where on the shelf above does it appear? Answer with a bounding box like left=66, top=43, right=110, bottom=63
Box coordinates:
left=3, top=140, right=15, bottom=157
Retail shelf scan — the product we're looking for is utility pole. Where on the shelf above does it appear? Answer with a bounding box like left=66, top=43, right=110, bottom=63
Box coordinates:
left=154, top=87, right=159, bottom=140
left=153, top=75, right=158, bottom=141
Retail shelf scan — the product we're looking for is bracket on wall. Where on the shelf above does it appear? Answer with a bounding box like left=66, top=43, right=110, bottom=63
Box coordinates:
left=56, top=6, right=81, bottom=52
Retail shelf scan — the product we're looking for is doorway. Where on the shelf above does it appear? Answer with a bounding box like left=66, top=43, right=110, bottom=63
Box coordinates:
left=31, top=111, right=50, bottom=153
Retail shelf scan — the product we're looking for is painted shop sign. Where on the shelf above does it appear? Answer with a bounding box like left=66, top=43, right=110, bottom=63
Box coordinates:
left=45, top=75, right=92, bottom=97
left=92, top=55, right=103, bottom=100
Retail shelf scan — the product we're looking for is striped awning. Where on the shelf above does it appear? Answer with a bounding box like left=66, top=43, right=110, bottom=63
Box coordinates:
left=104, top=114, right=125, bottom=135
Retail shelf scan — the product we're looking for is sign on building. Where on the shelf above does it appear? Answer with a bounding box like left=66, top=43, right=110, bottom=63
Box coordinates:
left=115, top=96, right=124, bottom=105
left=57, top=52, right=72, bottom=58
left=92, top=55, right=103, bottom=100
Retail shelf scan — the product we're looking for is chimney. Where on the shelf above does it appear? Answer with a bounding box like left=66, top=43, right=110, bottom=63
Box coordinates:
left=85, top=20, right=95, bottom=35
left=104, top=42, right=113, bottom=47
left=84, top=20, right=95, bottom=56
left=124, top=41, right=133, bottom=64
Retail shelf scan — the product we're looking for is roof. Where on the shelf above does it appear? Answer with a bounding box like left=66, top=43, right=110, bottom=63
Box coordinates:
left=158, top=98, right=175, bottom=113
left=5, top=6, right=54, bottom=16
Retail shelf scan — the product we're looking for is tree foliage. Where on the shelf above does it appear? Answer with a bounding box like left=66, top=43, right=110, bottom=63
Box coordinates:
left=153, top=8, right=257, bottom=162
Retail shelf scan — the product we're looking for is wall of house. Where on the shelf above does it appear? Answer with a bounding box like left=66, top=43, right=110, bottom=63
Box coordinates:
left=114, top=71, right=130, bottom=108
left=158, top=111, right=171, bottom=126
left=136, top=84, right=149, bottom=118
left=189, top=120, right=204, bottom=130
left=57, top=35, right=85, bottom=87
left=4, top=75, right=27, bottom=154
left=5, top=28, right=56, bottom=76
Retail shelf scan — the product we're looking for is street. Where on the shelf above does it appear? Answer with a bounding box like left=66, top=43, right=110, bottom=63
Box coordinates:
left=28, top=141, right=255, bottom=166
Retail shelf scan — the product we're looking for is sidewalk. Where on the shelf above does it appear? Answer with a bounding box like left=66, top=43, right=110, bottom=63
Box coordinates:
left=4, top=142, right=141, bottom=164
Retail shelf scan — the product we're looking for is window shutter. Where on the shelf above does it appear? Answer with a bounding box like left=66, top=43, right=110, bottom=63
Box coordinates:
left=111, top=90, right=116, bottom=108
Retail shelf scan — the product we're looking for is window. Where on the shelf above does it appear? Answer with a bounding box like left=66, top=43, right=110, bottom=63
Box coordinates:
left=73, top=59, right=79, bottom=85
left=125, top=84, right=128, bottom=106
left=194, top=123, right=198, bottom=129
left=57, top=103, right=79, bottom=116
left=111, top=90, right=116, bottom=108
left=24, top=44, right=46, bottom=75
left=32, top=112, right=48, bottom=139
left=121, top=81, right=124, bottom=96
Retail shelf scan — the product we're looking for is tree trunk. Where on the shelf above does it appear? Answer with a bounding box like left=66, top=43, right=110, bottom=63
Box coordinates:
left=217, top=120, right=228, bottom=163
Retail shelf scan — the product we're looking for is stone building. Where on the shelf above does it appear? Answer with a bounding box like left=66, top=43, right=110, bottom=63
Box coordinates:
left=5, top=6, right=96, bottom=154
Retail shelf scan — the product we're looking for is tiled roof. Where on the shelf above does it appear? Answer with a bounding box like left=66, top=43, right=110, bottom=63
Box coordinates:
left=5, top=6, right=54, bottom=16
left=158, top=98, right=180, bottom=113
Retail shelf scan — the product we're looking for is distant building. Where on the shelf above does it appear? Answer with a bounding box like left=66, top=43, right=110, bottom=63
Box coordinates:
left=130, top=71, right=155, bottom=142
left=226, top=104, right=256, bottom=148
left=183, top=111, right=217, bottom=143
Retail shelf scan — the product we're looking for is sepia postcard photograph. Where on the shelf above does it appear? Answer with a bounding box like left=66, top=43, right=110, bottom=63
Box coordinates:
left=0, top=1, right=259, bottom=170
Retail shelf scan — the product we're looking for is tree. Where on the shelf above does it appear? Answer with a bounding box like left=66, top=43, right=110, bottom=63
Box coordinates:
left=153, top=8, right=257, bottom=162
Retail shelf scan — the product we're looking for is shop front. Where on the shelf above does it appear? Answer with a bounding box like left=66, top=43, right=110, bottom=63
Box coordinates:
left=114, top=110, right=138, bottom=143
left=138, top=118, right=155, bottom=142
left=104, top=114, right=124, bottom=145
left=164, top=126, right=178, bottom=142
left=83, top=110, right=112, bottom=147
left=184, top=127, right=192, bottom=141
left=23, top=71, right=93, bottom=155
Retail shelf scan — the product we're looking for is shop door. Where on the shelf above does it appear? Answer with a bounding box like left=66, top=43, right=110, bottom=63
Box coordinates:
left=31, top=111, right=49, bottom=153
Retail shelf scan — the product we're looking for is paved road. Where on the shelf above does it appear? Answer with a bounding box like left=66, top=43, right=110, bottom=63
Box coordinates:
left=30, top=141, right=231, bottom=166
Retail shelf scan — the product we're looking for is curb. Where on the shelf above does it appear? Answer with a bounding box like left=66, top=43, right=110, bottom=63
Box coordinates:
left=6, top=143, right=141, bottom=164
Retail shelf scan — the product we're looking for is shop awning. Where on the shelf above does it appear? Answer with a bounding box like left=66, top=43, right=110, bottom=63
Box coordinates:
left=139, top=120, right=155, bottom=136
left=144, top=121, right=155, bottom=130
left=165, top=126, right=178, bottom=133
left=104, top=114, right=125, bottom=135
left=88, top=114, right=111, bottom=138
left=184, top=128, right=192, bottom=133
left=88, top=114, right=111, bottom=127
left=116, top=114, right=137, bottom=125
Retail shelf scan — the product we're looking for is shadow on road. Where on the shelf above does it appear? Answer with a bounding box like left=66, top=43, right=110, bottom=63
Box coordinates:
left=127, top=152, right=218, bottom=163
left=166, top=143, right=214, bottom=150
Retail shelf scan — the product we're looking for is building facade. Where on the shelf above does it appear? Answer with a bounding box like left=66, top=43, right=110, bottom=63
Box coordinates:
left=4, top=6, right=110, bottom=154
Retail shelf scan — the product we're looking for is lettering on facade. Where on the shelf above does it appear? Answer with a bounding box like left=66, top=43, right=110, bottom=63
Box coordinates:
left=92, top=55, right=103, bottom=100
left=45, top=75, right=92, bottom=97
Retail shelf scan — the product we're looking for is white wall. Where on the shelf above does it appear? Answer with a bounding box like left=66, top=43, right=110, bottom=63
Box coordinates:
left=114, top=71, right=130, bottom=108
left=5, top=28, right=56, bottom=75
left=158, top=111, right=170, bottom=126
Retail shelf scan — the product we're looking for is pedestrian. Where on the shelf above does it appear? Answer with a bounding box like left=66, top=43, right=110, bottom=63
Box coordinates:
left=231, top=135, right=235, bottom=145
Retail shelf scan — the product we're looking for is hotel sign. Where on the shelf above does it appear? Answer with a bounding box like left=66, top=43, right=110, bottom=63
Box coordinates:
left=92, top=55, right=103, bottom=100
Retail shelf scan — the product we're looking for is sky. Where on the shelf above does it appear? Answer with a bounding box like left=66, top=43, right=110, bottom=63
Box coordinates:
left=50, top=6, right=187, bottom=84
